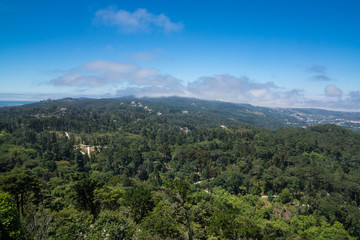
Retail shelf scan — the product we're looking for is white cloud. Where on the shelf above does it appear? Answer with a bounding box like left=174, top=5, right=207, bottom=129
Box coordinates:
left=349, top=91, right=360, bottom=101
left=50, top=60, right=181, bottom=88
left=186, top=75, right=285, bottom=106
left=95, top=7, right=183, bottom=33
left=51, top=73, right=107, bottom=87
left=325, top=84, right=343, bottom=97
left=82, top=60, right=137, bottom=79
left=129, top=68, right=159, bottom=82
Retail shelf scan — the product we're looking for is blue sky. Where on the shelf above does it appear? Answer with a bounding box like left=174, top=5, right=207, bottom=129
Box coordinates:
left=1, top=0, right=360, bottom=111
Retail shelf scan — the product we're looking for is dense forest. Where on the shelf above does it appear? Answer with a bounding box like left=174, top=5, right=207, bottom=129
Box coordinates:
left=1, top=98, right=360, bottom=239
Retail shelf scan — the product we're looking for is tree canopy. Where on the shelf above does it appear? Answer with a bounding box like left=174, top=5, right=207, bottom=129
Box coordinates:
left=0, top=98, right=359, bottom=239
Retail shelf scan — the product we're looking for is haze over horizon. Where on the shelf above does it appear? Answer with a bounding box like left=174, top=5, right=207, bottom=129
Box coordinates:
left=1, top=0, right=360, bottom=111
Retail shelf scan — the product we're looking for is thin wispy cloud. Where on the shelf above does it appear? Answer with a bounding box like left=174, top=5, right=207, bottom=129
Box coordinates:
left=308, top=65, right=326, bottom=74
left=131, top=51, right=158, bottom=61
left=95, top=7, right=183, bottom=33
left=105, top=44, right=114, bottom=51
left=307, top=64, right=332, bottom=81
left=314, top=75, right=331, bottom=81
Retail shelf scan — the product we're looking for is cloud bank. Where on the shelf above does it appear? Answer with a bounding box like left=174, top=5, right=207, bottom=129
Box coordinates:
left=50, top=60, right=360, bottom=111
left=187, top=75, right=282, bottom=105
left=95, top=8, right=183, bottom=33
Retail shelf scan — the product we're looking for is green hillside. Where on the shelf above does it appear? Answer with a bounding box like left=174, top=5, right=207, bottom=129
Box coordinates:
left=1, top=97, right=360, bottom=239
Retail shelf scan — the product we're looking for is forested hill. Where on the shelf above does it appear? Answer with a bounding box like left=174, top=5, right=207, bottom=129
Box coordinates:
left=0, top=97, right=288, bottom=130
left=2, top=96, right=359, bottom=131
left=1, top=97, right=360, bottom=239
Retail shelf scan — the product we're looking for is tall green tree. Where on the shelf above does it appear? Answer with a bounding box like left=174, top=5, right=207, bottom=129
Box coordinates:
left=71, top=174, right=101, bottom=218
left=162, top=180, right=195, bottom=240
left=0, top=168, right=40, bottom=216
left=0, top=191, right=23, bottom=240
left=124, top=185, right=154, bottom=223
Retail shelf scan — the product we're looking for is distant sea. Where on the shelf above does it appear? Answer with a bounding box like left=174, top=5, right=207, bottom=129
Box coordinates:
left=0, top=101, right=35, bottom=108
